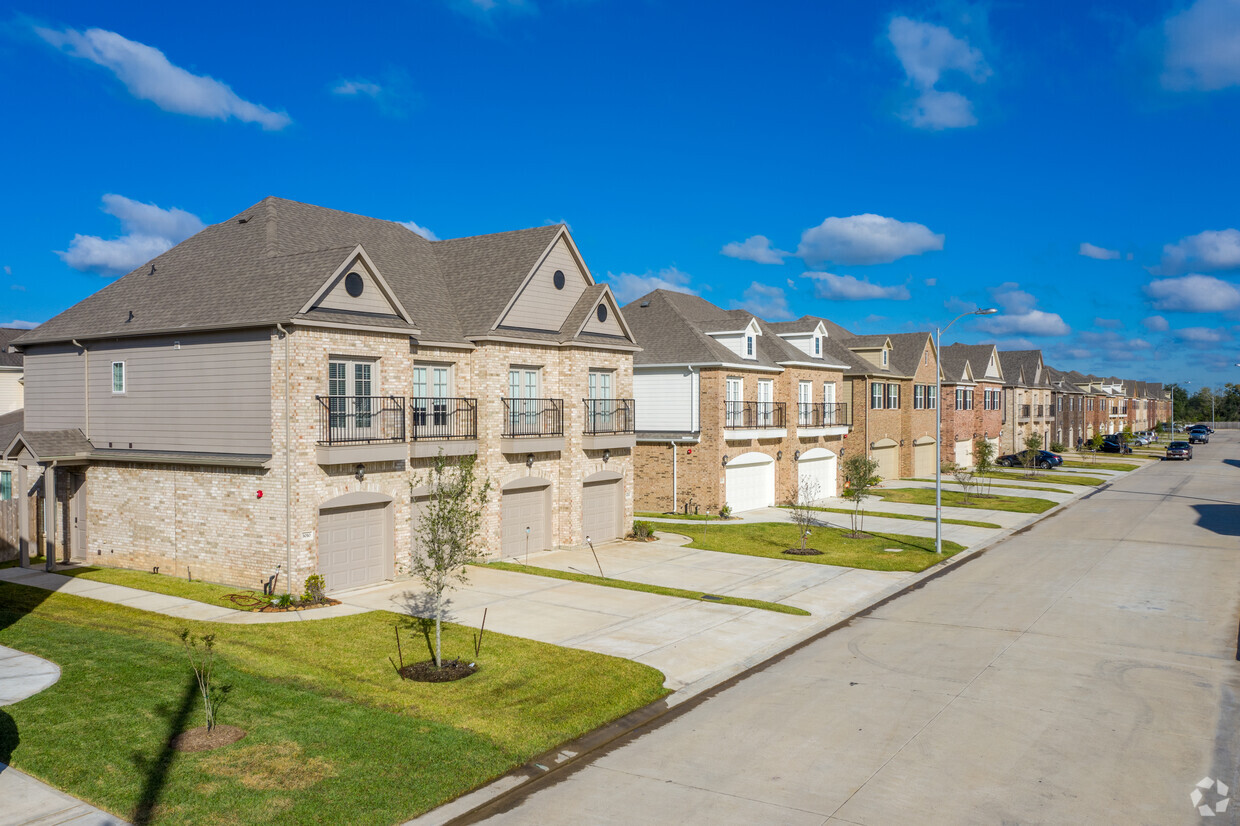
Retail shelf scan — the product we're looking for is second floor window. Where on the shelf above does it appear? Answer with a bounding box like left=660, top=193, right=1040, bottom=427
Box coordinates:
left=412, top=365, right=450, bottom=427
left=329, top=358, right=375, bottom=430
left=112, top=361, right=125, bottom=394
left=887, top=383, right=900, bottom=409
left=746, top=335, right=754, bottom=357
left=871, top=382, right=883, bottom=409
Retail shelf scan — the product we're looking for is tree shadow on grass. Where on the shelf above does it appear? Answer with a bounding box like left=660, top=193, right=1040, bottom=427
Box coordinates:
left=130, top=674, right=197, bottom=826
left=0, top=709, right=16, bottom=770
left=1191, top=504, right=1240, bottom=538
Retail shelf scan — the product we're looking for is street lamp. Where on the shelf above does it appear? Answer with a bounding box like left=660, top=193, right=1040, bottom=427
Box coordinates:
left=936, top=307, right=998, bottom=555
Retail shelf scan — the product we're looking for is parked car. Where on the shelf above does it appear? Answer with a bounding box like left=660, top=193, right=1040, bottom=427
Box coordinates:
left=1165, top=441, right=1193, bottom=460
left=1130, top=433, right=1151, bottom=446
left=1187, top=424, right=1213, bottom=434
left=1100, top=436, right=1132, bottom=454
left=1189, top=429, right=1210, bottom=444
left=997, top=449, right=1064, bottom=469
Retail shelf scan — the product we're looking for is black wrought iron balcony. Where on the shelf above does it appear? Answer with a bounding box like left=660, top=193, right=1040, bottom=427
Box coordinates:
left=1019, top=404, right=1031, bottom=420
left=796, top=402, right=851, bottom=428
left=724, top=400, right=786, bottom=430
left=409, top=397, right=477, bottom=441
left=502, top=398, right=564, bottom=438
left=316, top=395, right=406, bottom=445
left=583, top=399, right=635, bottom=435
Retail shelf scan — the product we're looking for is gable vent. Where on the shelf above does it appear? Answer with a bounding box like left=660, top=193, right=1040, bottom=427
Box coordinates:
left=553, top=270, right=566, bottom=290
left=597, top=304, right=608, bottom=323
left=344, top=272, right=364, bottom=297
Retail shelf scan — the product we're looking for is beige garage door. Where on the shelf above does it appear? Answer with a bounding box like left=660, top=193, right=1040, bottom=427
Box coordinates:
left=954, top=438, right=973, bottom=467
left=914, top=440, right=937, bottom=477
left=318, top=503, right=388, bottom=592
left=502, top=484, right=549, bottom=558
left=872, top=445, right=898, bottom=482
left=582, top=478, right=621, bottom=543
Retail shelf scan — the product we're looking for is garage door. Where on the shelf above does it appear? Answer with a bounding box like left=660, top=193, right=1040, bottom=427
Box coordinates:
left=797, top=448, right=836, bottom=501
left=318, top=502, right=388, bottom=592
left=725, top=452, right=775, bottom=513
left=502, top=483, right=549, bottom=558
left=954, top=438, right=973, bottom=467
left=872, top=445, right=898, bottom=482
left=914, top=440, right=937, bottom=477
left=582, top=476, right=621, bottom=543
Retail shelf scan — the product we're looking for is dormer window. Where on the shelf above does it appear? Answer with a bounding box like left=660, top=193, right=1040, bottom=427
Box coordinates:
left=882, top=349, right=889, bottom=367
left=746, top=335, right=754, bottom=357
left=814, top=336, right=821, bottom=356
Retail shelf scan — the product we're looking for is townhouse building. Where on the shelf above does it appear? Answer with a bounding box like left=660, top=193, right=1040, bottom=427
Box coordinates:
left=625, top=294, right=852, bottom=515
left=939, top=343, right=1005, bottom=466
left=2, top=197, right=640, bottom=592
left=998, top=350, right=1055, bottom=453
left=1046, top=365, right=1086, bottom=448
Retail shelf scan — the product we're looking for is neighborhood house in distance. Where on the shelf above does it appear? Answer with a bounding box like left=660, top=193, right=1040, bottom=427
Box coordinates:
left=0, top=197, right=1174, bottom=594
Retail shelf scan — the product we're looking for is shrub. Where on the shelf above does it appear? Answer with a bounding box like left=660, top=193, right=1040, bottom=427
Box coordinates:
left=1049, top=441, right=1066, bottom=453
left=718, top=504, right=732, bottom=519
left=275, top=593, right=293, bottom=609
left=303, top=574, right=326, bottom=604
left=632, top=520, right=656, bottom=539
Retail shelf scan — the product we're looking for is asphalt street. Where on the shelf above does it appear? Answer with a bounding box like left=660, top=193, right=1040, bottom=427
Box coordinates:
left=466, top=432, right=1240, bottom=825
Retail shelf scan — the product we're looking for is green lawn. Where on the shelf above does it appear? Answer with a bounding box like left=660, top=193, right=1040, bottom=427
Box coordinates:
left=670, top=522, right=965, bottom=573
left=636, top=511, right=728, bottom=522
left=980, top=470, right=1105, bottom=486
left=906, top=478, right=1071, bottom=494
left=1059, top=460, right=1139, bottom=471
left=54, top=565, right=258, bottom=609
left=484, top=562, right=810, bottom=616
left=871, top=487, right=1056, bottom=514
left=780, top=505, right=1000, bottom=529
left=0, top=582, right=668, bottom=825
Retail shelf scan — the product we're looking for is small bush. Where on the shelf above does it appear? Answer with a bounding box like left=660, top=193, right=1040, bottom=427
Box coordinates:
left=1049, top=441, right=1066, bottom=453
left=303, top=574, right=326, bottom=604
left=632, top=520, right=656, bottom=539
left=274, top=593, right=293, bottom=609
left=718, top=504, right=733, bottom=519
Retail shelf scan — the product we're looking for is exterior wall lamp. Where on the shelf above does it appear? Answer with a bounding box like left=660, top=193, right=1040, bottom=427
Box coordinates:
left=721, top=455, right=729, bottom=466
left=793, top=449, right=801, bottom=460
left=354, top=464, right=365, bottom=482
left=602, top=449, right=611, bottom=463
left=526, top=453, right=535, bottom=468
left=776, top=450, right=783, bottom=461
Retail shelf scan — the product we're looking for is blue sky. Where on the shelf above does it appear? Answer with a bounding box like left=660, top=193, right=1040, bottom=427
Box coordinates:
left=3, top=0, right=1240, bottom=387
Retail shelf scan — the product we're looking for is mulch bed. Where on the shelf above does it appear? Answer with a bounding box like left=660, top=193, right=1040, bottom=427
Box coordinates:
left=398, top=659, right=478, bottom=683
left=254, top=598, right=341, bottom=613
left=625, top=535, right=658, bottom=542
left=782, top=548, right=824, bottom=556
left=171, top=725, right=247, bottom=753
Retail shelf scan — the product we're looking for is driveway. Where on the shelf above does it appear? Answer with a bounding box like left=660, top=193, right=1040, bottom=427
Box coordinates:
left=458, top=432, right=1240, bottom=824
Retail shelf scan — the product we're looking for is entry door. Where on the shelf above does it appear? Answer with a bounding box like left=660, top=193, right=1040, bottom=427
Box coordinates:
left=412, top=366, right=450, bottom=431
left=823, top=382, right=837, bottom=424
left=726, top=377, right=743, bottom=427
left=70, top=472, right=87, bottom=560
left=508, top=369, right=540, bottom=434
left=588, top=371, right=614, bottom=431
left=329, top=359, right=374, bottom=437
left=757, top=379, right=774, bottom=426
left=798, top=381, right=812, bottom=425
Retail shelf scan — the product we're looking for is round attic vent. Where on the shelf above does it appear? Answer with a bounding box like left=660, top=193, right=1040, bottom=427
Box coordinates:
left=553, top=270, right=566, bottom=290
left=597, top=304, right=608, bottom=323
left=344, top=272, right=364, bottom=297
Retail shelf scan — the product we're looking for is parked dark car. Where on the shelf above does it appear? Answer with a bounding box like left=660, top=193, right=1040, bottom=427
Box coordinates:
left=1187, top=424, right=1213, bottom=434
left=1165, top=441, right=1193, bottom=460
left=1189, top=429, right=1210, bottom=444
left=997, top=449, right=1064, bottom=469
left=1100, top=437, right=1132, bottom=454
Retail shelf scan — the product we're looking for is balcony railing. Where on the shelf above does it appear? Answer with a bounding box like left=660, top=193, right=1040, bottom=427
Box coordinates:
left=583, top=399, right=635, bottom=435
left=1036, top=404, right=1045, bottom=418
left=503, top=398, right=564, bottom=437
left=410, top=397, right=476, bottom=441
left=1019, top=404, right=1031, bottom=420
left=796, top=402, right=851, bottom=428
left=317, top=395, right=406, bottom=445
left=725, top=400, right=786, bottom=429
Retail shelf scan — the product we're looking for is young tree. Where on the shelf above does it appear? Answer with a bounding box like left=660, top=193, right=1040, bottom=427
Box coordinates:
left=787, top=477, right=822, bottom=551
left=179, top=631, right=230, bottom=733
left=945, top=461, right=975, bottom=504
left=841, top=454, right=881, bottom=538
left=1022, top=432, right=1044, bottom=476
left=973, top=438, right=996, bottom=497
left=410, top=453, right=492, bottom=668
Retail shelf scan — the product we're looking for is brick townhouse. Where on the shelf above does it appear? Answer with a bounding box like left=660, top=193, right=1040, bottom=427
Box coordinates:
left=939, top=342, right=1005, bottom=466
left=999, top=350, right=1055, bottom=453
left=1046, top=365, right=1086, bottom=449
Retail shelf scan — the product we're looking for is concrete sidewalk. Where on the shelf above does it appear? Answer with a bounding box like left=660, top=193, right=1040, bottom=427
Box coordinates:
left=0, top=765, right=125, bottom=825
left=0, top=646, right=59, bottom=707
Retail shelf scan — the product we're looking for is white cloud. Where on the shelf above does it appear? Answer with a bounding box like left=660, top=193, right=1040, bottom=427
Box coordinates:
left=1173, top=326, right=1228, bottom=343
left=1161, top=0, right=1240, bottom=91
left=57, top=194, right=205, bottom=276
left=606, top=267, right=696, bottom=304
left=397, top=220, right=439, bottom=241
left=721, top=235, right=789, bottom=265
left=1158, top=228, right=1240, bottom=274
left=924, top=277, right=937, bottom=286
left=1143, top=315, right=1171, bottom=331
left=1094, top=317, right=1124, bottom=329
left=804, top=271, right=911, bottom=301
left=36, top=27, right=291, bottom=130
left=989, top=281, right=1037, bottom=314
left=796, top=214, right=944, bottom=266
left=333, top=79, right=382, bottom=97
left=887, top=16, right=990, bottom=130
left=2, top=266, right=9, bottom=275
left=733, top=282, right=792, bottom=321
left=1145, top=273, right=1240, bottom=312
left=978, top=310, right=1071, bottom=337
left=3, top=320, right=40, bottom=329
left=1080, top=242, right=1120, bottom=260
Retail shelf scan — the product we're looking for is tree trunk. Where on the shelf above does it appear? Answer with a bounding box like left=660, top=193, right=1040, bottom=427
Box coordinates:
left=434, top=591, right=443, bottom=668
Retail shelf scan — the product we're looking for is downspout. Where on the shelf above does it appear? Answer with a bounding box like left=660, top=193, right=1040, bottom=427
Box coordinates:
left=276, top=324, right=291, bottom=594
left=72, top=340, right=88, bottom=439
left=668, top=440, right=679, bottom=512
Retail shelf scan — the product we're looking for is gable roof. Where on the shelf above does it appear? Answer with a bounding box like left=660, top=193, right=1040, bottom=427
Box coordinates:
left=15, top=198, right=626, bottom=350
left=999, top=350, right=1050, bottom=388
left=0, top=328, right=24, bottom=369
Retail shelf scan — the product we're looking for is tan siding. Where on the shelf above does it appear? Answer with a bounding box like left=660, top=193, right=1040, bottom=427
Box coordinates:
left=88, top=331, right=272, bottom=455
left=0, top=371, right=23, bottom=415
left=581, top=301, right=625, bottom=337
left=313, top=257, right=399, bottom=316
left=498, top=237, right=587, bottom=332
left=24, top=346, right=86, bottom=431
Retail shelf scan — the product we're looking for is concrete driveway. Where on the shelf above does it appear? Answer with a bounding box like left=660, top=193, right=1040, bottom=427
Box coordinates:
left=459, top=433, right=1240, bottom=825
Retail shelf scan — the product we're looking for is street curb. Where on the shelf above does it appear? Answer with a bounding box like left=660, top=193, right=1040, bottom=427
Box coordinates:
left=408, top=462, right=1156, bottom=826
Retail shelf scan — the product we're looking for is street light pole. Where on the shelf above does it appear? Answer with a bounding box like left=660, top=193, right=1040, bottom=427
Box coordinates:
left=936, top=307, right=998, bottom=555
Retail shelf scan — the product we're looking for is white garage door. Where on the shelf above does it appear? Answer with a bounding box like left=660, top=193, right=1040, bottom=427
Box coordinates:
left=872, top=445, right=898, bottom=482
left=954, top=438, right=973, bottom=467
left=797, top=448, right=837, bottom=501
left=914, top=440, right=937, bottom=477
left=582, top=478, right=621, bottom=543
left=725, top=453, right=775, bottom=513
left=502, top=483, right=549, bottom=558
left=318, top=503, right=388, bottom=592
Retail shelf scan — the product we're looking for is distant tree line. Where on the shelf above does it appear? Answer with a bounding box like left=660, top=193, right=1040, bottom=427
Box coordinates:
left=1168, top=383, right=1240, bottom=423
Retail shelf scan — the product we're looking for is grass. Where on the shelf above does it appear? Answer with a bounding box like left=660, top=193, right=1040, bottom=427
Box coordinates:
left=0, top=582, right=668, bottom=825
left=484, top=561, right=810, bottom=616
left=636, top=511, right=728, bottom=522
left=53, top=565, right=257, bottom=609
left=780, top=505, right=1000, bottom=529
left=870, top=486, right=1056, bottom=514
left=906, top=478, right=1071, bottom=494
left=1059, top=460, right=1139, bottom=471
left=670, top=522, right=965, bottom=573
left=978, top=469, right=1106, bottom=486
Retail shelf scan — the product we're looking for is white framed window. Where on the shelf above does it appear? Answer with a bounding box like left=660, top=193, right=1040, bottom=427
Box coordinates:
left=928, top=385, right=937, bottom=410
left=508, top=366, right=542, bottom=433
left=882, top=349, right=889, bottom=367
left=588, top=369, right=616, bottom=430
left=111, top=361, right=125, bottom=394
left=887, top=383, right=899, bottom=409
left=915, top=385, right=926, bottom=410
left=746, top=334, right=754, bottom=358
left=870, top=382, right=883, bottom=410
left=823, top=381, right=837, bottom=424
left=798, top=380, right=813, bottom=425
left=726, top=376, right=744, bottom=426
left=328, top=358, right=377, bottom=430
left=412, top=364, right=452, bottom=428
left=757, top=379, right=775, bottom=425
left=814, top=336, right=822, bottom=356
